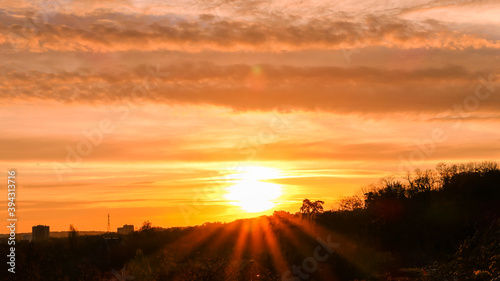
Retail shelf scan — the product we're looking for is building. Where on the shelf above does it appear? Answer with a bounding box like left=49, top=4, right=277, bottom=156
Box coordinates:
left=117, top=224, right=134, bottom=235
left=32, top=225, right=50, bottom=241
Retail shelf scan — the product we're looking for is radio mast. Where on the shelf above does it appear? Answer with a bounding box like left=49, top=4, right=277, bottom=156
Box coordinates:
left=107, top=214, right=111, bottom=233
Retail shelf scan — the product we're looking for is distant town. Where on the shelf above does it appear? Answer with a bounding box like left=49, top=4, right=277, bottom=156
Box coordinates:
left=0, top=224, right=135, bottom=241
left=0, top=213, right=136, bottom=242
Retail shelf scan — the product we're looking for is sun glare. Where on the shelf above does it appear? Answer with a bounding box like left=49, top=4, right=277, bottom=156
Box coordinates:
left=225, top=166, right=282, bottom=213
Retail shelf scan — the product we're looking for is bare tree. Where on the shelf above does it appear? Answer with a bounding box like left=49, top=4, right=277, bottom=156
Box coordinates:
left=338, top=195, right=364, bottom=211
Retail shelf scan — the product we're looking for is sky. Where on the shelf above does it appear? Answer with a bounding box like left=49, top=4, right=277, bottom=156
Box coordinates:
left=1, top=0, right=500, bottom=233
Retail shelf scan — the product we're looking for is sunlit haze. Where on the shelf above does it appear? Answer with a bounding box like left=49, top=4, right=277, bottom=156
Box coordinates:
left=225, top=166, right=283, bottom=213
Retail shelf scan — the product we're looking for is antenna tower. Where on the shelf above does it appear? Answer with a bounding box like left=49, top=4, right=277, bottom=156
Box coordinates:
left=107, top=214, right=111, bottom=233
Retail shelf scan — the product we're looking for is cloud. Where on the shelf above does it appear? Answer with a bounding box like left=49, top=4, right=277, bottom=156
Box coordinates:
left=1, top=10, right=498, bottom=53
left=1, top=63, right=498, bottom=114
left=2, top=134, right=500, bottom=163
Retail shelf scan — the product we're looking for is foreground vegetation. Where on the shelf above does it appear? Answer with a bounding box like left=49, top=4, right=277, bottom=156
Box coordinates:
left=2, top=161, right=499, bottom=281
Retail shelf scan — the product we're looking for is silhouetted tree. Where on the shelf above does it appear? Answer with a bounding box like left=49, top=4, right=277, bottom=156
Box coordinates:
left=69, top=224, right=78, bottom=238
left=338, top=195, right=364, bottom=211
left=405, top=168, right=439, bottom=196
left=300, top=199, right=324, bottom=225
left=300, top=199, right=325, bottom=215
left=139, top=220, right=153, bottom=232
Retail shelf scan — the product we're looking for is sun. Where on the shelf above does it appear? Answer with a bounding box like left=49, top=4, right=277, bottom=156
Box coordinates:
left=225, top=166, right=282, bottom=213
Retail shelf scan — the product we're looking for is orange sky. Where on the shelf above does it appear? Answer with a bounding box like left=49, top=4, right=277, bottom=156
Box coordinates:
left=1, top=0, right=500, bottom=233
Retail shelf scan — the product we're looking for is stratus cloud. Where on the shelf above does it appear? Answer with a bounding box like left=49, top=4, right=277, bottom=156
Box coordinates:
left=1, top=11, right=499, bottom=52
left=3, top=0, right=497, bottom=20
left=2, top=136, right=500, bottom=163
left=1, top=64, right=499, bottom=114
